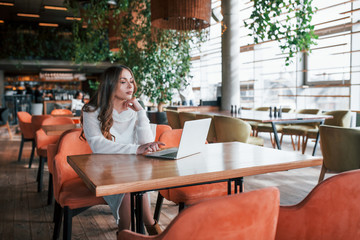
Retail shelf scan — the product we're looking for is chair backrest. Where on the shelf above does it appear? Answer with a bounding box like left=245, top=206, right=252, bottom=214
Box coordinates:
left=195, top=114, right=216, bottom=143
left=42, top=116, right=74, bottom=126
left=53, top=129, right=92, bottom=200
left=320, top=125, right=360, bottom=172
left=0, top=108, right=9, bottom=125
left=275, top=170, right=360, bottom=240
left=158, top=129, right=183, bottom=148
left=254, top=107, right=270, bottom=111
left=281, top=107, right=293, bottom=113
left=31, top=114, right=53, bottom=135
left=296, top=109, right=321, bottom=127
left=47, top=143, right=57, bottom=174
left=179, top=112, right=196, bottom=128
left=51, top=108, right=72, bottom=115
left=17, top=111, right=34, bottom=139
left=213, top=115, right=251, bottom=143
left=165, top=110, right=181, bottom=129
left=119, top=187, right=280, bottom=240
left=323, top=110, right=351, bottom=127
left=155, top=124, right=172, bottom=141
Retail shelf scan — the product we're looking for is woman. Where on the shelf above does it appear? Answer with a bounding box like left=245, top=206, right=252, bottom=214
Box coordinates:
left=81, top=66, right=163, bottom=235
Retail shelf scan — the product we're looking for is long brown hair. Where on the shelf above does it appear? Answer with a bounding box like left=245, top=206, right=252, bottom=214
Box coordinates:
left=80, top=65, right=137, bottom=141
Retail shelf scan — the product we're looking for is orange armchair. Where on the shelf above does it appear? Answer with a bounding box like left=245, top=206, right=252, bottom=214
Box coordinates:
left=119, top=187, right=280, bottom=240
left=35, top=116, right=73, bottom=192
left=153, top=129, right=234, bottom=223
left=52, top=129, right=106, bottom=240
left=17, top=111, right=36, bottom=167
left=155, top=124, right=172, bottom=141
left=275, top=169, right=360, bottom=240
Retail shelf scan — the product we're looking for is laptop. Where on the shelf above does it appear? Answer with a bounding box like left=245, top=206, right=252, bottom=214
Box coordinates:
left=146, top=118, right=211, bottom=160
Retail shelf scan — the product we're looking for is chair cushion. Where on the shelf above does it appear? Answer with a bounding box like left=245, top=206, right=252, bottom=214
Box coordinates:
left=306, top=128, right=319, bottom=139
left=247, top=136, right=265, bottom=146
left=256, top=123, right=285, bottom=133
left=59, top=177, right=106, bottom=209
left=167, top=182, right=230, bottom=206
left=37, top=145, right=48, bottom=158
left=282, top=125, right=315, bottom=135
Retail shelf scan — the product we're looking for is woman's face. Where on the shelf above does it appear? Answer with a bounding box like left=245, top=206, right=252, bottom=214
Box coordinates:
left=114, top=69, right=135, bottom=101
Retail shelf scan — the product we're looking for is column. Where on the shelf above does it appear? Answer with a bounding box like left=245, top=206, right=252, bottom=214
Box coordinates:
left=221, top=0, right=240, bottom=110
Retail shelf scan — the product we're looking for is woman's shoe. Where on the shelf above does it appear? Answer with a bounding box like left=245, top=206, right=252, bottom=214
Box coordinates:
left=145, top=220, right=162, bottom=235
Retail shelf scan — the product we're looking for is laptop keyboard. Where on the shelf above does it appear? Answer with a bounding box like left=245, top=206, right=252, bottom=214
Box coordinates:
left=160, top=152, right=178, bottom=158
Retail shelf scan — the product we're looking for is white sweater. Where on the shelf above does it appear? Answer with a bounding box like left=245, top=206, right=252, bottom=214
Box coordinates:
left=83, top=108, right=154, bottom=154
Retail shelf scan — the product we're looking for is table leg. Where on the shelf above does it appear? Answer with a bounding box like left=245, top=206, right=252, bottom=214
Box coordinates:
left=130, top=193, right=135, bottom=232
left=135, top=192, right=145, bottom=234
left=312, top=120, right=324, bottom=156
left=271, top=122, right=281, bottom=149
left=227, top=177, right=244, bottom=194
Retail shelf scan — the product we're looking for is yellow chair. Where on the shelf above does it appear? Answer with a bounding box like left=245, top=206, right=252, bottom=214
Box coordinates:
left=255, top=107, right=294, bottom=148
left=178, top=112, right=196, bottom=128
left=247, top=107, right=270, bottom=136
left=195, top=114, right=217, bottom=143
left=280, top=109, right=321, bottom=152
left=213, top=115, right=264, bottom=146
left=165, top=110, right=181, bottom=129
left=318, top=125, right=360, bottom=182
left=302, top=110, right=351, bottom=154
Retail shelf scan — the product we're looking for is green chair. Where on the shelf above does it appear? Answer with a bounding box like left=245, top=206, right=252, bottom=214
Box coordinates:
left=213, top=115, right=264, bottom=146
left=247, top=107, right=270, bottom=136
left=280, top=109, right=321, bottom=152
left=178, top=112, right=196, bottom=128
left=165, top=110, right=181, bottom=129
left=302, top=110, right=351, bottom=154
left=195, top=114, right=217, bottom=143
left=318, top=125, right=360, bottom=182
left=255, top=107, right=294, bottom=148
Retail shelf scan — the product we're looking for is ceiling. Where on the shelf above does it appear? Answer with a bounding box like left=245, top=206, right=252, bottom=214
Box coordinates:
left=0, top=0, right=75, bottom=25
left=0, top=0, right=114, bottom=74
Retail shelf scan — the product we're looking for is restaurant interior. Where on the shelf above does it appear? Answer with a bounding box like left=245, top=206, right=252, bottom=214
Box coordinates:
left=1, top=0, right=360, bottom=239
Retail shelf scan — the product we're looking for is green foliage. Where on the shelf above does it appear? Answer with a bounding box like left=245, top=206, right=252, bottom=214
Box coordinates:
left=0, top=23, right=74, bottom=60
left=244, top=0, right=318, bottom=65
left=66, top=0, right=207, bottom=106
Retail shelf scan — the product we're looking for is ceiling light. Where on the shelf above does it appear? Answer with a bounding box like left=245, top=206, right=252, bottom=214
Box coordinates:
left=44, top=5, right=67, bottom=11
left=17, top=13, right=40, bottom=18
left=0, top=2, right=14, bottom=6
left=0, top=20, right=4, bottom=23
left=39, top=23, right=59, bottom=27
left=65, top=17, right=81, bottom=21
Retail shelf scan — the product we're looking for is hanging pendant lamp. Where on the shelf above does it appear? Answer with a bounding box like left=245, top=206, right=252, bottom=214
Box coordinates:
left=151, top=0, right=211, bottom=31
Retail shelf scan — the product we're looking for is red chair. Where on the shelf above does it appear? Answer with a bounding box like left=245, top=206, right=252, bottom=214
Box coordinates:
left=51, top=108, right=73, bottom=115
left=35, top=116, right=73, bottom=192
left=153, top=129, right=233, bottom=222
left=52, top=129, right=106, bottom=240
left=17, top=112, right=36, bottom=167
left=275, top=169, right=360, bottom=240
left=119, top=187, right=280, bottom=240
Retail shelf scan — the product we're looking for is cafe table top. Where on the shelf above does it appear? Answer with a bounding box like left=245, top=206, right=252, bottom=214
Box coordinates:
left=67, top=142, right=322, bottom=197
left=204, top=110, right=333, bottom=123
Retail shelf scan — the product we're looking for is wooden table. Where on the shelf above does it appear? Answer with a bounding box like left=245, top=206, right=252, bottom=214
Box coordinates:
left=202, top=110, right=333, bottom=156
left=42, top=123, right=79, bottom=136
left=68, top=142, right=322, bottom=233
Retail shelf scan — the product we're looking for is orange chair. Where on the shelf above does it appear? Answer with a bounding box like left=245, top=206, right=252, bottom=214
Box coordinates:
left=153, top=129, right=235, bottom=222
left=17, top=112, right=36, bottom=167
left=47, top=143, right=58, bottom=205
left=51, top=108, right=73, bottom=115
left=119, top=187, right=280, bottom=240
left=155, top=124, right=172, bottom=141
left=275, top=169, right=360, bottom=240
left=35, top=116, right=73, bottom=192
left=52, top=129, right=106, bottom=240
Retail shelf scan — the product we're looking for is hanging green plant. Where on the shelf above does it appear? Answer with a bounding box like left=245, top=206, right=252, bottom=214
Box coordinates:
left=244, top=0, right=318, bottom=65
